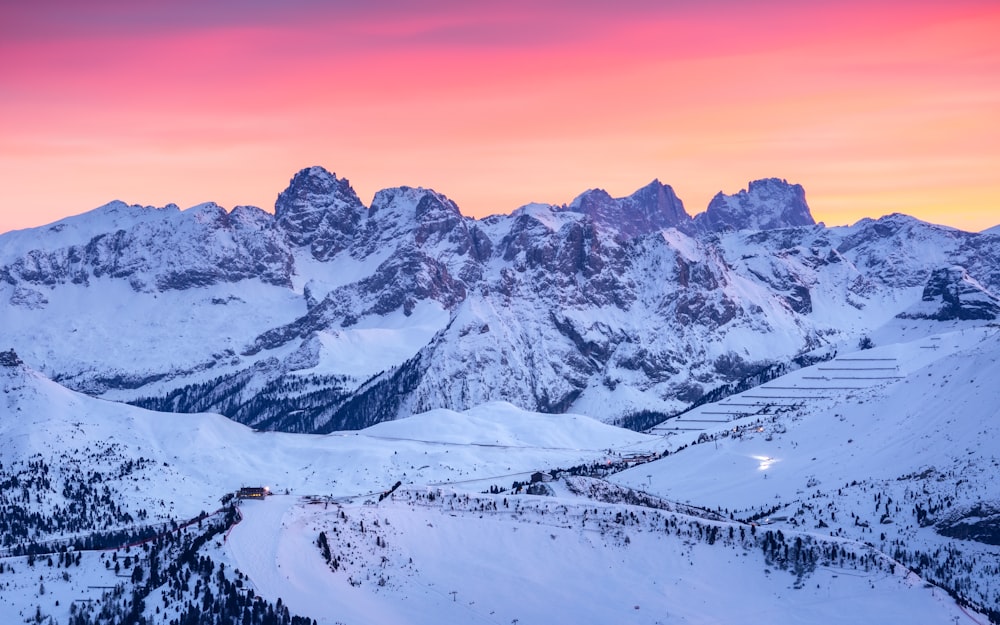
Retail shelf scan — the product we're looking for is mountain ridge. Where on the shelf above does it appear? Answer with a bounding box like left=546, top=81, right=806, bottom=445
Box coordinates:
left=2, top=166, right=998, bottom=432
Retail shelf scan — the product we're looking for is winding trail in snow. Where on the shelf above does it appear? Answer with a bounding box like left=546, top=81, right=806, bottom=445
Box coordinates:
left=226, top=495, right=413, bottom=625
left=227, top=496, right=337, bottom=621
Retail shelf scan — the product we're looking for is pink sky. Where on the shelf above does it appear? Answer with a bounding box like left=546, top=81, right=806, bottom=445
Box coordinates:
left=1, top=1, right=998, bottom=233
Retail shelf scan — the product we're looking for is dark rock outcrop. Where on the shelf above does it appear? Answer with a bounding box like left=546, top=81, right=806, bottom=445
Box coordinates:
left=0, top=349, right=23, bottom=367
left=898, top=266, right=1000, bottom=321
left=569, top=179, right=690, bottom=238
left=694, top=178, right=814, bottom=233
left=274, top=166, right=366, bottom=260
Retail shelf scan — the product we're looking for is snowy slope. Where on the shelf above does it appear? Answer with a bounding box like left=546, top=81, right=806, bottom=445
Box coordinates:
left=0, top=358, right=659, bottom=623
left=1, top=336, right=994, bottom=624
left=225, top=493, right=967, bottom=625
left=627, top=325, right=997, bottom=504
left=0, top=361, right=656, bottom=519
left=613, top=324, right=1000, bottom=616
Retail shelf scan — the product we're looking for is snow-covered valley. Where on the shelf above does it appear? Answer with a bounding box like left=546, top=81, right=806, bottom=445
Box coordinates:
left=1, top=320, right=997, bottom=624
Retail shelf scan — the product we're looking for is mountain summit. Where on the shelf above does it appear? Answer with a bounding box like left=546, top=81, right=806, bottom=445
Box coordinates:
left=695, top=178, right=814, bottom=232
left=567, top=179, right=690, bottom=237
left=274, top=166, right=366, bottom=260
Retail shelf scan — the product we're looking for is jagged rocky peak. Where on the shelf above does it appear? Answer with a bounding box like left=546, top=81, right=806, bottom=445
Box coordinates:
left=619, top=179, right=691, bottom=230
left=228, top=204, right=272, bottom=229
left=367, top=186, right=467, bottom=249
left=369, top=186, right=461, bottom=222
left=567, top=180, right=691, bottom=237
left=695, top=178, right=814, bottom=233
left=274, top=166, right=366, bottom=258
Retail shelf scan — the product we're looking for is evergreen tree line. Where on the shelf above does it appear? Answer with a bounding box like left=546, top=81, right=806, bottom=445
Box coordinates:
left=67, top=507, right=321, bottom=625
left=0, top=456, right=154, bottom=556
left=128, top=354, right=421, bottom=433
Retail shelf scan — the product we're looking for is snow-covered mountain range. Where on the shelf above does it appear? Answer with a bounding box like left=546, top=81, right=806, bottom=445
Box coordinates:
left=2, top=166, right=999, bottom=433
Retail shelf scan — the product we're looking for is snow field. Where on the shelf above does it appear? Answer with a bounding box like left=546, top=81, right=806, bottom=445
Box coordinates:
left=1, top=321, right=997, bottom=623
left=0, top=548, right=126, bottom=624
left=225, top=488, right=971, bottom=625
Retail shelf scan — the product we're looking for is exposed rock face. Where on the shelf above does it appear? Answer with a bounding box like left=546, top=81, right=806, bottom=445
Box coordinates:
left=936, top=503, right=1000, bottom=546
left=898, top=266, right=1000, bottom=321
left=274, top=166, right=366, bottom=260
left=9, top=286, right=47, bottom=309
left=0, top=200, right=294, bottom=292
left=569, top=179, right=690, bottom=238
left=2, top=167, right=996, bottom=432
left=0, top=349, right=23, bottom=367
left=365, top=187, right=469, bottom=251
left=694, top=178, right=814, bottom=233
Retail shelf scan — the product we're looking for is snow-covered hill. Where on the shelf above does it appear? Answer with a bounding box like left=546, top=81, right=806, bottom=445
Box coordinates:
left=0, top=357, right=655, bottom=522
left=3, top=167, right=999, bottom=432
left=0, top=323, right=996, bottom=624
left=614, top=323, right=1000, bottom=619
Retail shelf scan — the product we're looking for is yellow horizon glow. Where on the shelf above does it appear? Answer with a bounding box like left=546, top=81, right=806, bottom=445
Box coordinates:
left=0, top=2, right=997, bottom=233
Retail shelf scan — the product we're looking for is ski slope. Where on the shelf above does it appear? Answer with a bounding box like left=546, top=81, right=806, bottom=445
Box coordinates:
left=226, top=491, right=968, bottom=625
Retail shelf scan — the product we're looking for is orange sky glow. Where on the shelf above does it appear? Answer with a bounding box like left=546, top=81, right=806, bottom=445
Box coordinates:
left=1, top=1, right=998, bottom=233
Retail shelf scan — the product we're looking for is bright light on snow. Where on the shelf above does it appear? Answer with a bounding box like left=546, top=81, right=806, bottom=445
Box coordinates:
left=751, top=454, right=778, bottom=471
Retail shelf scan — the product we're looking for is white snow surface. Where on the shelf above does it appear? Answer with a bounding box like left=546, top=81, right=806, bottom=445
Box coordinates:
left=2, top=322, right=997, bottom=624
left=617, top=325, right=1000, bottom=509
left=0, top=275, right=307, bottom=397
left=511, top=202, right=583, bottom=232
left=225, top=493, right=964, bottom=625
left=306, top=301, right=449, bottom=378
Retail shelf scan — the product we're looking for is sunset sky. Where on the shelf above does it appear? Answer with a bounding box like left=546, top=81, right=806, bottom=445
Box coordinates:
left=1, top=0, right=998, bottom=233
